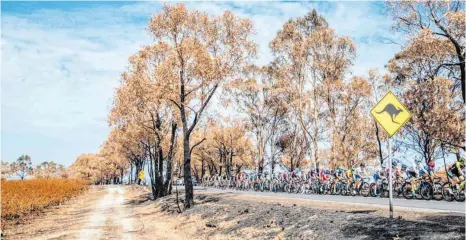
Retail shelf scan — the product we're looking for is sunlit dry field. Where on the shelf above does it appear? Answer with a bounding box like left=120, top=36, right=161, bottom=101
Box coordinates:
left=1, top=179, right=88, bottom=229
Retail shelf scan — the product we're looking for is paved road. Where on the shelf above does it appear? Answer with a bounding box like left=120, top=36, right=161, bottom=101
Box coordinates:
left=190, top=186, right=465, bottom=213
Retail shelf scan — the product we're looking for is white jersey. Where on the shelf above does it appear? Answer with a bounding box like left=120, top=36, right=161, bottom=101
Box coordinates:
left=354, top=167, right=367, bottom=177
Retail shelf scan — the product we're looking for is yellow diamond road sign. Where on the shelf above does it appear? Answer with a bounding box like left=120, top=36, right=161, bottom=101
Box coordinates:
left=371, top=91, right=411, bottom=137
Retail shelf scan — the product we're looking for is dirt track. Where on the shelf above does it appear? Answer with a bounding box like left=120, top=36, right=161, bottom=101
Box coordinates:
left=3, top=185, right=464, bottom=240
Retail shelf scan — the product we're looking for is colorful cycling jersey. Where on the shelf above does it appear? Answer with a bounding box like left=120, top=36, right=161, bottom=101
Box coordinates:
left=354, top=167, right=367, bottom=177
left=345, top=169, right=353, bottom=179
left=449, top=161, right=465, bottom=176
left=320, top=172, right=328, bottom=182
left=334, top=169, right=343, bottom=177
left=414, top=163, right=427, bottom=175
left=422, top=165, right=434, bottom=175
left=399, top=169, right=408, bottom=179
left=373, top=168, right=386, bottom=180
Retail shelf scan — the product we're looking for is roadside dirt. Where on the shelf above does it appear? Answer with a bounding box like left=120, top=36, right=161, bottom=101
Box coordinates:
left=129, top=186, right=465, bottom=240
left=2, top=185, right=137, bottom=240
left=3, top=186, right=105, bottom=239
left=3, top=185, right=464, bottom=240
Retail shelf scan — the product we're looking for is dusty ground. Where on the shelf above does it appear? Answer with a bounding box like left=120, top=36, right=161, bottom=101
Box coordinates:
left=2, top=186, right=106, bottom=239
left=2, top=185, right=136, bottom=240
left=131, top=186, right=465, bottom=240
left=2, top=185, right=465, bottom=240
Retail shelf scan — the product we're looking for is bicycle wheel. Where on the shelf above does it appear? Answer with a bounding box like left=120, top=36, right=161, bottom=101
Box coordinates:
left=360, top=182, right=370, bottom=197
left=254, top=183, right=260, bottom=191
left=421, top=182, right=433, bottom=200
left=294, top=184, right=301, bottom=194
left=395, top=182, right=404, bottom=197
left=324, top=183, right=332, bottom=195
left=381, top=182, right=390, bottom=198
left=335, top=182, right=343, bottom=195
left=432, top=182, right=443, bottom=201
left=456, top=188, right=465, bottom=202
left=349, top=182, right=357, bottom=196
left=442, top=182, right=455, bottom=202
left=328, top=183, right=336, bottom=195
left=369, top=183, right=377, bottom=197
left=315, top=182, right=321, bottom=194
left=402, top=182, right=413, bottom=199
left=340, top=183, right=347, bottom=196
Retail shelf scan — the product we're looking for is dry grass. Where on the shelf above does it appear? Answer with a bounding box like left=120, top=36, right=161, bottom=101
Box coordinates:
left=1, top=179, right=88, bottom=230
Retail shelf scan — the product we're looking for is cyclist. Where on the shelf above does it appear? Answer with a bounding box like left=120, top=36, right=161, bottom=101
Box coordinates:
left=407, top=160, right=420, bottom=178
left=280, top=171, right=287, bottom=181
left=389, top=161, right=398, bottom=178
left=425, top=160, right=436, bottom=177
left=309, top=168, right=318, bottom=183
left=408, top=159, right=423, bottom=195
left=345, top=166, right=354, bottom=183
left=399, top=164, right=408, bottom=179
left=332, top=166, right=345, bottom=194
left=414, top=159, right=427, bottom=176
left=447, top=150, right=465, bottom=192
left=335, top=166, right=345, bottom=179
left=354, top=163, right=369, bottom=190
left=373, top=165, right=387, bottom=183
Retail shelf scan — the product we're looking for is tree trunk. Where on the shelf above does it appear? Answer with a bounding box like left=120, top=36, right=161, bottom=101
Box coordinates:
left=270, top=139, right=276, bottom=176
left=183, top=135, right=194, bottom=208
left=148, top=148, right=157, bottom=199
left=130, top=164, right=133, bottom=184
left=209, top=164, right=214, bottom=176
left=313, top=83, right=319, bottom=169
left=157, top=146, right=164, bottom=198
left=134, top=163, right=140, bottom=185
left=201, top=159, right=205, bottom=182
left=120, top=168, right=124, bottom=184
left=227, top=152, right=233, bottom=178
left=164, top=122, right=176, bottom=195
left=460, top=56, right=465, bottom=103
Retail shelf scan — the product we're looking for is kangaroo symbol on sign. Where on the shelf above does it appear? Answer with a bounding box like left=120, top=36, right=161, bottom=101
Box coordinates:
left=376, top=103, right=403, bottom=124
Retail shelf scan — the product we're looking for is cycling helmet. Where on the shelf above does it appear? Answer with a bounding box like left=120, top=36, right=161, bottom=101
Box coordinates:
left=392, top=161, right=398, bottom=167
left=401, top=164, right=407, bottom=169
left=428, top=161, right=435, bottom=168
left=360, top=163, right=366, bottom=167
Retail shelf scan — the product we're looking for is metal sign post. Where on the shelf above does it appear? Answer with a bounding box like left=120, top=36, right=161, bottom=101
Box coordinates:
left=370, top=91, right=411, bottom=219
left=388, top=138, right=393, bottom=218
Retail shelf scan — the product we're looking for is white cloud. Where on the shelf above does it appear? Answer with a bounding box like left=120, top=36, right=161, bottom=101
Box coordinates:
left=1, top=1, right=400, bottom=166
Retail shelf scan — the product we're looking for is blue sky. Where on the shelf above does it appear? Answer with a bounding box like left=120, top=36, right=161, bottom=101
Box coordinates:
left=1, top=1, right=402, bottom=167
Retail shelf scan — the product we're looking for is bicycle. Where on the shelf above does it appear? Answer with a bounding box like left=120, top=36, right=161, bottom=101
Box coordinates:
left=349, top=177, right=370, bottom=197
left=442, top=180, right=465, bottom=202
left=370, top=177, right=389, bottom=198
left=402, top=176, right=432, bottom=200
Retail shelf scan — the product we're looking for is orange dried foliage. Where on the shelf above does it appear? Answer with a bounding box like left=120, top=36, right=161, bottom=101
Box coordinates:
left=1, top=179, right=89, bottom=228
